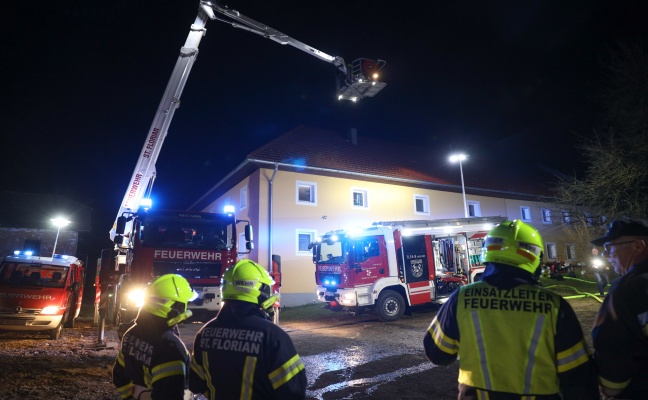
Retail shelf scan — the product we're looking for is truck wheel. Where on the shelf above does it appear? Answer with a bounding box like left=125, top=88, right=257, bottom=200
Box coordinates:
left=49, top=322, right=63, bottom=340
left=375, top=290, right=405, bottom=322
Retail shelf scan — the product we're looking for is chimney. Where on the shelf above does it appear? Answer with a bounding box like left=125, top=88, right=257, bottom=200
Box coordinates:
left=348, top=127, right=358, bottom=145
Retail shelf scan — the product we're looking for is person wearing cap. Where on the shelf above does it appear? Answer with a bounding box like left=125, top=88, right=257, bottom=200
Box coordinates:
left=188, top=259, right=306, bottom=400
left=113, top=274, right=196, bottom=400
left=424, top=220, right=598, bottom=400
left=587, top=247, right=611, bottom=296
left=591, top=217, right=648, bottom=399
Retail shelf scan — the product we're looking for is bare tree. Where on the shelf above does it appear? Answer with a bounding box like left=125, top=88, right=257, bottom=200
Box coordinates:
left=553, top=43, right=648, bottom=253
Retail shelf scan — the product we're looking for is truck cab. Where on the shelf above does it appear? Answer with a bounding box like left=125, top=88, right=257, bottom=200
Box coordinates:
left=0, top=251, right=85, bottom=339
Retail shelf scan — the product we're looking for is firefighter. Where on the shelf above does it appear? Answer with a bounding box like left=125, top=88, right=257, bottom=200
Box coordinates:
left=188, top=259, right=307, bottom=400
left=591, top=218, right=648, bottom=399
left=113, top=274, right=194, bottom=400
left=587, top=247, right=610, bottom=296
left=423, top=220, right=598, bottom=400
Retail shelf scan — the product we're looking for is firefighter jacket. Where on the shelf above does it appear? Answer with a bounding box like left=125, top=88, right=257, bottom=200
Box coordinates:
left=189, top=301, right=307, bottom=400
left=592, top=258, right=648, bottom=398
left=113, top=312, right=190, bottom=400
left=424, top=263, right=598, bottom=400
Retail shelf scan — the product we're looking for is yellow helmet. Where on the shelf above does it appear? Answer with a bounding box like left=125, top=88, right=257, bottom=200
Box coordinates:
left=141, top=274, right=196, bottom=326
left=482, top=220, right=544, bottom=274
left=222, top=260, right=278, bottom=310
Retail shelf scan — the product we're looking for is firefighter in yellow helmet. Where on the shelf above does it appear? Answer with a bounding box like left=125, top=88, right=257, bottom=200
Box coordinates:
left=423, top=220, right=598, bottom=399
left=189, top=260, right=307, bottom=400
left=113, top=274, right=195, bottom=400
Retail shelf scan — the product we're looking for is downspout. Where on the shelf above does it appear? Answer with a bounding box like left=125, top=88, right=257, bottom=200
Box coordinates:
left=269, top=163, right=279, bottom=268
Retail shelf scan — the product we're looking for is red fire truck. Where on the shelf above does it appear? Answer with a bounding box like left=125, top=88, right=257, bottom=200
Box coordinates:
left=100, top=208, right=252, bottom=326
left=0, top=251, right=85, bottom=339
left=312, top=217, right=505, bottom=321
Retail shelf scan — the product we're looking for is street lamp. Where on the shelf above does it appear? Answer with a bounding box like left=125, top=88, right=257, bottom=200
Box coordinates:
left=51, top=217, right=71, bottom=257
left=449, top=153, right=468, bottom=218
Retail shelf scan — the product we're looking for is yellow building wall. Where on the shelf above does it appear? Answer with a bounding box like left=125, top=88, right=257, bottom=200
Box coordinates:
left=201, top=168, right=571, bottom=306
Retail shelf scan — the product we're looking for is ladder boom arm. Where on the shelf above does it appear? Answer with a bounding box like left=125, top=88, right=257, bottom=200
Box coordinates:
left=209, top=3, right=347, bottom=75
left=110, top=3, right=214, bottom=241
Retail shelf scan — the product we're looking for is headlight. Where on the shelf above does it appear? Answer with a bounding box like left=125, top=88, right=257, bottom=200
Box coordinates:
left=41, top=306, right=60, bottom=315
left=128, top=288, right=147, bottom=308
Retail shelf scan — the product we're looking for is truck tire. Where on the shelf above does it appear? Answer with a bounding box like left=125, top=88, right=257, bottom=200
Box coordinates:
left=375, top=290, right=405, bottom=322
left=49, top=322, right=63, bottom=340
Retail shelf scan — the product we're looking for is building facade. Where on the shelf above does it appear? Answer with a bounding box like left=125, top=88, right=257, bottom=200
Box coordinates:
left=191, top=127, right=578, bottom=306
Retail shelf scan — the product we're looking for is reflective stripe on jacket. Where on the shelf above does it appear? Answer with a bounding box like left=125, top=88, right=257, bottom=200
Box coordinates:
left=456, top=282, right=569, bottom=394
left=424, top=264, right=597, bottom=399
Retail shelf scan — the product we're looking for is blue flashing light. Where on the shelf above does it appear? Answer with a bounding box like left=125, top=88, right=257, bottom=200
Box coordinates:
left=140, top=198, right=152, bottom=210
left=53, top=254, right=69, bottom=260
left=223, top=205, right=235, bottom=214
left=13, top=250, right=34, bottom=257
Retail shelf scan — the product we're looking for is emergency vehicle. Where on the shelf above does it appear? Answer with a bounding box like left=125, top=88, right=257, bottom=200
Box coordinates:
left=100, top=208, right=251, bottom=325
left=97, top=1, right=385, bottom=337
left=0, top=251, right=85, bottom=339
left=312, top=217, right=505, bottom=321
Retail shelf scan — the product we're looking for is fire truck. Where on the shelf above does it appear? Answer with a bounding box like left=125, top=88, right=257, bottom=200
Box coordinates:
left=0, top=251, right=85, bottom=340
left=312, top=217, right=506, bottom=321
left=96, top=1, right=386, bottom=336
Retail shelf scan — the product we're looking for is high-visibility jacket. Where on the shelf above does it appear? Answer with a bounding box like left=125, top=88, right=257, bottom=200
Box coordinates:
left=189, top=301, right=306, bottom=400
left=113, top=312, right=190, bottom=400
left=424, top=264, right=598, bottom=399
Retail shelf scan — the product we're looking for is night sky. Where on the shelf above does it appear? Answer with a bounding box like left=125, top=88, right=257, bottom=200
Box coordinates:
left=2, top=0, right=647, bottom=257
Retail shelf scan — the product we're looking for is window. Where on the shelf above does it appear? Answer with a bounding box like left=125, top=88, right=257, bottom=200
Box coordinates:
left=239, top=186, right=248, bottom=210
left=352, top=188, right=368, bottom=209
left=296, top=230, right=316, bottom=255
left=546, top=243, right=557, bottom=259
left=296, top=181, right=317, bottom=206
left=520, top=206, right=531, bottom=222
left=467, top=201, right=481, bottom=217
left=566, top=244, right=576, bottom=260
left=541, top=208, right=552, bottom=224
left=562, top=211, right=571, bottom=224
left=414, top=194, right=430, bottom=215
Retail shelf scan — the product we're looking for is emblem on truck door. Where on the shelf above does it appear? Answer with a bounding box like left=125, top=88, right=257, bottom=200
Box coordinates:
left=410, top=259, right=424, bottom=278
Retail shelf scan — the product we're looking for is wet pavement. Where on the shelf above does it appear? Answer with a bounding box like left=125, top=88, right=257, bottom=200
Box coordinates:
left=178, top=304, right=459, bottom=400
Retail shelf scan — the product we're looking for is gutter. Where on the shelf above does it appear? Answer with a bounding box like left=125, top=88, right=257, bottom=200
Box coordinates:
left=268, top=163, right=278, bottom=268
left=189, top=157, right=543, bottom=210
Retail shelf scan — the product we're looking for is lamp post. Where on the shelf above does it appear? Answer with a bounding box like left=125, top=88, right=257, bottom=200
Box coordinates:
left=449, top=153, right=468, bottom=218
left=51, top=217, right=71, bottom=257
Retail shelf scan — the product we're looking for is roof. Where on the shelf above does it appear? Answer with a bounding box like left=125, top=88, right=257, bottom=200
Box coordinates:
left=191, top=126, right=559, bottom=210
left=0, top=192, right=92, bottom=232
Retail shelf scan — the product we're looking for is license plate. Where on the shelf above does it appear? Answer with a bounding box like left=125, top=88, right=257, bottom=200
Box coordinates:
left=0, top=319, right=27, bottom=326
